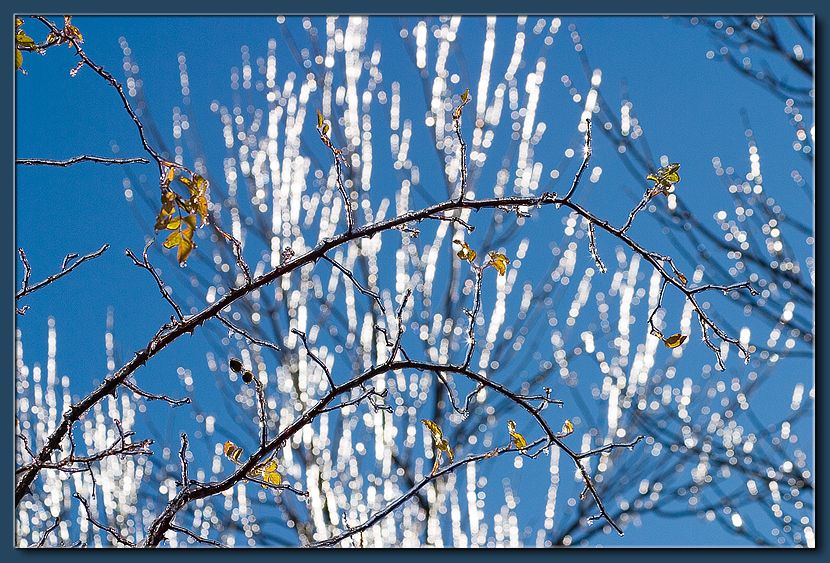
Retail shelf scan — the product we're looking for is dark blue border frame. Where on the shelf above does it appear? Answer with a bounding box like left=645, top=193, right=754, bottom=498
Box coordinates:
left=4, top=1, right=822, bottom=560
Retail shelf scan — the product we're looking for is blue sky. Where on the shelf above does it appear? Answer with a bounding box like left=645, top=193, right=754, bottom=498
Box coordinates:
left=16, top=15, right=813, bottom=547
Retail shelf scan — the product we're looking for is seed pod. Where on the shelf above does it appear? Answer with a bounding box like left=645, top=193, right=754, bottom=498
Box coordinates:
left=242, top=370, right=254, bottom=384
left=229, top=358, right=243, bottom=373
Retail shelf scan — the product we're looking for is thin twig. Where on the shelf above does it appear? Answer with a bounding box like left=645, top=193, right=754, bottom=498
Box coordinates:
left=17, top=155, right=148, bottom=167
left=74, top=493, right=137, bottom=547
left=587, top=221, right=607, bottom=273
left=169, top=524, right=228, bottom=548
left=217, top=314, right=281, bottom=351
left=562, top=119, right=592, bottom=201
left=323, top=254, right=385, bottom=313
left=122, top=378, right=191, bottom=407
left=126, top=240, right=184, bottom=320
left=291, top=329, right=336, bottom=391
left=16, top=244, right=109, bottom=303
left=179, top=433, right=190, bottom=488
left=35, top=517, right=61, bottom=548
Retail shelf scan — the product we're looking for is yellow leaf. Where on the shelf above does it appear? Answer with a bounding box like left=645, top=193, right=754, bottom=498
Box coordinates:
left=647, top=162, right=681, bottom=190
left=421, top=419, right=443, bottom=440
left=64, top=16, right=83, bottom=43
left=249, top=459, right=282, bottom=487
left=179, top=175, right=192, bottom=188
left=677, top=272, right=688, bottom=285
left=154, top=207, right=175, bottom=231
left=317, top=110, right=324, bottom=128
left=259, top=460, right=282, bottom=486
left=15, top=49, right=22, bottom=71
left=161, top=166, right=175, bottom=188
left=182, top=214, right=197, bottom=232
left=488, top=251, right=510, bottom=276
left=663, top=333, right=687, bottom=349
left=162, top=231, right=182, bottom=249
left=165, top=217, right=182, bottom=230
left=223, top=441, right=243, bottom=464
left=453, top=239, right=477, bottom=263
left=194, top=196, right=209, bottom=225
left=460, top=88, right=470, bottom=104
left=561, top=419, right=574, bottom=436
left=190, top=174, right=208, bottom=196
left=507, top=420, right=527, bottom=451
left=177, top=237, right=194, bottom=265
left=322, top=123, right=330, bottom=137
left=422, top=419, right=453, bottom=464
left=16, top=18, right=23, bottom=28
left=442, top=442, right=454, bottom=463
left=66, top=24, right=83, bottom=43
left=16, top=32, right=35, bottom=48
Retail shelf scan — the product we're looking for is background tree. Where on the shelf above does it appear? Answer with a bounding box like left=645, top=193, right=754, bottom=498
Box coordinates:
left=15, top=14, right=813, bottom=547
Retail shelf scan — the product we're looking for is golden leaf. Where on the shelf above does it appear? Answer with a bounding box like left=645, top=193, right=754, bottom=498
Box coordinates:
left=507, top=420, right=527, bottom=451
left=322, top=122, right=330, bottom=137
left=194, top=196, right=209, bottom=225
left=165, top=217, right=182, bottom=231
left=422, top=419, right=453, bottom=464
left=258, top=460, right=282, bottom=486
left=488, top=251, right=510, bottom=276
left=561, top=419, right=574, bottom=436
left=162, top=231, right=182, bottom=249
left=317, top=110, right=324, bottom=128
left=647, top=162, right=681, bottom=194
left=177, top=237, right=194, bottom=265
left=453, top=239, right=477, bottom=263
left=63, top=17, right=83, bottom=44
left=16, top=31, right=34, bottom=48
left=677, top=272, right=688, bottom=285
left=460, top=88, right=470, bottom=104
left=161, top=166, right=175, bottom=188
left=223, top=441, right=243, bottom=464
left=421, top=419, right=443, bottom=440
left=154, top=207, right=175, bottom=231
left=182, top=214, right=197, bottom=232
left=442, top=441, right=454, bottom=463
left=190, top=175, right=208, bottom=196
left=663, top=333, right=687, bottom=349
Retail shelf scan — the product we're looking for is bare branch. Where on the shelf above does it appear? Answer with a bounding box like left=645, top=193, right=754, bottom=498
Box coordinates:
left=179, top=433, right=190, bottom=488
left=122, top=378, right=191, bottom=408
left=291, top=328, right=336, bottom=391
left=217, top=314, right=281, bottom=352
left=126, top=240, right=184, bottom=320
left=74, top=492, right=137, bottom=547
left=16, top=244, right=109, bottom=305
left=310, top=438, right=544, bottom=547
left=562, top=119, right=593, bottom=202
left=35, top=517, right=61, bottom=548
left=169, top=524, right=227, bottom=548
left=323, top=254, right=385, bottom=314
left=575, top=435, right=646, bottom=460
left=17, top=155, right=148, bottom=167
left=587, top=221, right=607, bottom=273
